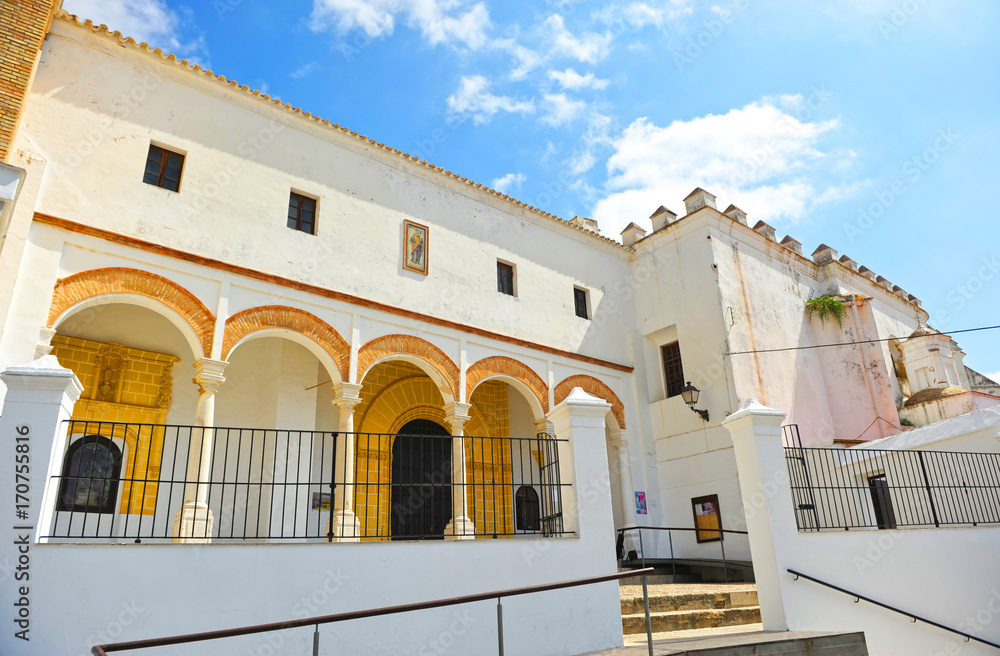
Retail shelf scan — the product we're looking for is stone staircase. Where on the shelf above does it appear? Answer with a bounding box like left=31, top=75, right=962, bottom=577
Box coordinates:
left=620, top=584, right=761, bottom=635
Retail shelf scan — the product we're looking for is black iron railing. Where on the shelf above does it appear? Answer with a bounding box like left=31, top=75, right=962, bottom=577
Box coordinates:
left=47, top=420, right=568, bottom=542
left=788, top=568, right=1000, bottom=650
left=615, top=525, right=751, bottom=583
left=785, top=446, right=1000, bottom=531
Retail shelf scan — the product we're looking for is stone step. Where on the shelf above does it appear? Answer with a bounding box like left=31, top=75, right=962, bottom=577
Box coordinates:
left=580, top=630, right=868, bottom=655
left=621, top=590, right=758, bottom=615
left=622, top=606, right=762, bottom=634
left=619, top=574, right=702, bottom=585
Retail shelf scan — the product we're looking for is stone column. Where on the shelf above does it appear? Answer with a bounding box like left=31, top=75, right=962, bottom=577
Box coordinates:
left=172, top=358, right=227, bottom=543
left=444, top=401, right=476, bottom=539
left=722, top=398, right=791, bottom=631
left=327, top=382, right=362, bottom=542
left=609, top=428, right=637, bottom=528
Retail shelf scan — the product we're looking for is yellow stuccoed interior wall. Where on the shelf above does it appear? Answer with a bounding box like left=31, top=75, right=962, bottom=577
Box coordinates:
left=354, top=361, right=514, bottom=539
left=50, top=334, right=179, bottom=515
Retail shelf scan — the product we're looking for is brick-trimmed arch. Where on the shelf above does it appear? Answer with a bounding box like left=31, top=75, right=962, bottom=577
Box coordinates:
left=48, top=268, right=215, bottom=357
left=554, top=375, right=626, bottom=429
left=467, top=356, right=549, bottom=414
left=357, top=334, right=460, bottom=400
left=222, top=306, right=351, bottom=382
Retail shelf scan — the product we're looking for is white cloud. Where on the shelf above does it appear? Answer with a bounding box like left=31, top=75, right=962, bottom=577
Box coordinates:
left=310, top=0, right=491, bottom=50
left=63, top=0, right=205, bottom=59
left=985, top=371, right=1000, bottom=384
left=595, top=1, right=693, bottom=28
left=492, top=172, right=527, bottom=193
left=569, top=112, right=614, bottom=174
left=290, top=62, right=321, bottom=79
left=549, top=68, right=609, bottom=90
left=446, top=75, right=535, bottom=124
left=591, top=96, right=844, bottom=239
left=493, top=38, right=544, bottom=80
left=540, top=93, right=587, bottom=126
left=544, top=14, right=612, bottom=63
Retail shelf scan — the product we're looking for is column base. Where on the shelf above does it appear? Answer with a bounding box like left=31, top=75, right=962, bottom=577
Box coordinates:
left=172, top=502, right=214, bottom=544
left=325, top=508, right=362, bottom=543
left=444, top=516, right=476, bottom=540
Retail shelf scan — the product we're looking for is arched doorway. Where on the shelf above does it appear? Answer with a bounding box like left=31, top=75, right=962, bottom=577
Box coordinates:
left=391, top=419, right=452, bottom=540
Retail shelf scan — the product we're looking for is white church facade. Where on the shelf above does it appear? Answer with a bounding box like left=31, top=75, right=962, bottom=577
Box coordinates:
left=0, top=4, right=997, bottom=655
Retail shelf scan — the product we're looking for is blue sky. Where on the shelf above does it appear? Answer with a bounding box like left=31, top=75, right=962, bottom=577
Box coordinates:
left=63, top=0, right=1000, bottom=377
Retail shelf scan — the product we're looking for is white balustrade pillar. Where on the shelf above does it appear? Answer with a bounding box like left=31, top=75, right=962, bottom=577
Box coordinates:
left=0, top=356, right=83, bottom=542
left=722, top=398, right=792, bottom=631
left=444, top=401, right=476, bottom=539
left=172, top=358, right=227, bottom=543
left=327, top=382, right=362, bottom=542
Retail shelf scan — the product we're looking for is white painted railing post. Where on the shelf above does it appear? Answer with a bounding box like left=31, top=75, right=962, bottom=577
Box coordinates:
left=0, top=356, right=83, bottom=543
left=722, top=398, right=794, bottom=632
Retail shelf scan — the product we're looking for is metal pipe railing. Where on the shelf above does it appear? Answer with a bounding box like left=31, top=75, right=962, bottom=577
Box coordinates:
left=617, top=525, right=750, bottom=583
left=788, top=568, right=1000, bottom=650
left=91, top=567, right=656, bottom=656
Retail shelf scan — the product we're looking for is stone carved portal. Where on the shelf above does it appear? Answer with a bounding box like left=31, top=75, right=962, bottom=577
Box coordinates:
left=390, top=419, right=452, bottom=540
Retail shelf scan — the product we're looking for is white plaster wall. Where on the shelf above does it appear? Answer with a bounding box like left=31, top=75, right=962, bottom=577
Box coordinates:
left=13, top=21, right=635, bottom=366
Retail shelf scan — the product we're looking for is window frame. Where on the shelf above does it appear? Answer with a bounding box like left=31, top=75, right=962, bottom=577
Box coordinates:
left=573, top=287, right=589, bottom=319
left=56, top=435, right=123, bottom=514
left=661, top=341, right=685, bottom=398
left=287, top=190, right=318, bottom=235
left=497, top=260, right=516, bottom=296
left=142, top=144, right=185, bottom=192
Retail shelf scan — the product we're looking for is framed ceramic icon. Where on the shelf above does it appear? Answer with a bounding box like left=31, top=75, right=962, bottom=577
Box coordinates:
left=403, top=220, right=428, bottom=275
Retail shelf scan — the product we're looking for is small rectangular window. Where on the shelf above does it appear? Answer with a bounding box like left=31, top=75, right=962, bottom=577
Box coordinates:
left=142, top=144, right=184, bottom=192
left=497, top=261, right=515, bottom=296
left=288, top=191, right=317, bottom=234
left=661, top=341, right=685, bottom=398
left=574, top=287, right=589, bottom=319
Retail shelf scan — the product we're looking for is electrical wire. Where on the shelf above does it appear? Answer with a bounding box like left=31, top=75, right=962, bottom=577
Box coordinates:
left=723, top=324, right=1000, bottom=357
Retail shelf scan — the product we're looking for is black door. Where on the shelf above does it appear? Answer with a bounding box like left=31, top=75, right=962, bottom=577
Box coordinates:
left=391, top=419, right=452, bottom=540
left=868, top=474, right=897, bottom=529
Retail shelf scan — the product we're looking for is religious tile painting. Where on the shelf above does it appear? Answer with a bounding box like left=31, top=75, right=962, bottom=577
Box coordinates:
left=403, top=220, right=428, bottom=275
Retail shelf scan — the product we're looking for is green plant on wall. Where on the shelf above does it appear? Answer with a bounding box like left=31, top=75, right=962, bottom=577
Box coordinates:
left=806, top=295, right=846, bottom=327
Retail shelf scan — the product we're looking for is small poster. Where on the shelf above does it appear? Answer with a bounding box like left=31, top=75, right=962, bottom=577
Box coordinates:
left=634, top=491, right=647, bottom=515
left=403, top=220, right=429, bottom=275
left=692, top=494, right=722, bottom=543
left=312, top=492, right=331, bottom=510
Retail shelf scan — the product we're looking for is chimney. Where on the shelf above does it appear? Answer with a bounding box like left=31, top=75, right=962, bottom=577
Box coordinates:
left=780, top=235, right=802, bottom=255
left=811, top=243, right=838, bottom=264
left=723, top=204, right=748, bottom=226
left=683, top=188, right=717, bottom=215
left=752, top=220, right=776, bottom=241
left=620, top=222, right=647, bottom=247
left=569, top=216, right=600, bottom=233
left=649, top=206, right=678, bottom=232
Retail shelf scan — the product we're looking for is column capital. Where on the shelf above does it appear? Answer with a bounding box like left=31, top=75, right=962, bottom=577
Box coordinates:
left=609, top=428, right=627, bottom=449
left=332, top=382, right=363, bottom=409
left=444, top=401, right=472, bottom=431
left=193, top=358, right=228, bottom=392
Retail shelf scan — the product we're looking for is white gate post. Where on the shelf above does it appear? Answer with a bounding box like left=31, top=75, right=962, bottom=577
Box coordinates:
left=722, top=398, right=793, bottom=632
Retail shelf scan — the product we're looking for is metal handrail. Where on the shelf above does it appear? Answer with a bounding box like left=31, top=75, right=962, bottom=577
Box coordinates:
left=788, top=568, right=1000, bottom=650
left=92, top=567, right=656, bottom=656
left=616, top=525, right=750, bottom=584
